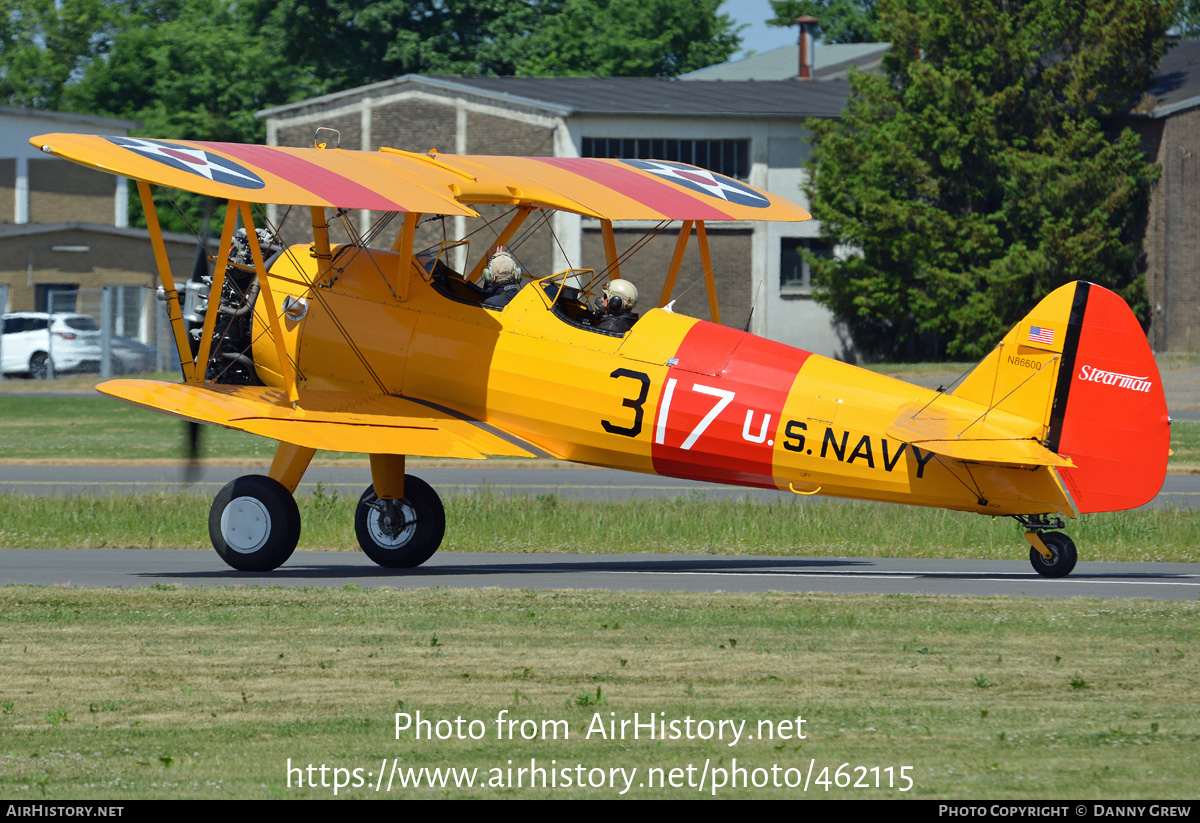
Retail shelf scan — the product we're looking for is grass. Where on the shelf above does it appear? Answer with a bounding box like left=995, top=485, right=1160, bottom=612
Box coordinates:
left=2, top=375, right=1197, bottom=801
left=0, top=395, right=279, bottom=464
left=0, top=586, right=1196, bottom=799
left=0, top=490, right=1197, bottom=563
left=1167, top=420, right=1200, bottom=473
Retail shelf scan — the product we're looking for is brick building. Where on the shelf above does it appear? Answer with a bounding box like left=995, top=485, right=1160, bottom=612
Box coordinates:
left=258, top=75, right=856, bottom=358
left=1117, top=40, right=1200, bottom=352
left=0, top=108, right=200, bottom=339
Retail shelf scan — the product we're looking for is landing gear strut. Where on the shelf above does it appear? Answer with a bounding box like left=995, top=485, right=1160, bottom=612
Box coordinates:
left=1016, top=515, right=1077, bottom=578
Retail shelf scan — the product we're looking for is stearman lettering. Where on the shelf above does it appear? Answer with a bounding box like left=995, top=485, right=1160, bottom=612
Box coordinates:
left=1078, top=364, right=1152, bottom=393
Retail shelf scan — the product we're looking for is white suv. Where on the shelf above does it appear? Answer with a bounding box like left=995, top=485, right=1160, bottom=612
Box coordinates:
left=1, top=312, right=102, bottom=379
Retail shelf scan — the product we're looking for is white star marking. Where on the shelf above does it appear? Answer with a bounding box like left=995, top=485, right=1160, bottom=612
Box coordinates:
left=636, top=160, right=769, bottom=204
left=118, top=138, right=262, bottom=185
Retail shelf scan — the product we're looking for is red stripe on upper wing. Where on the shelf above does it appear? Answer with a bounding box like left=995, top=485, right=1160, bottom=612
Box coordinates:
left=196, top=143, right=406, bottom=211
left=651, top=322, right=811, bottom=488
left=534, top=157, right=734, bottom=220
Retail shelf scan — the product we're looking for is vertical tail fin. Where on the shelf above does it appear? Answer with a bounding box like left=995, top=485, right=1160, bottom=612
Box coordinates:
left=952, top=281, right=1169, bottom=513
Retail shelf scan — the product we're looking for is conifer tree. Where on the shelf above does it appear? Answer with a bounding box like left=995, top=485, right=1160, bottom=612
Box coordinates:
left=806, top=0, right=1172, bottom=360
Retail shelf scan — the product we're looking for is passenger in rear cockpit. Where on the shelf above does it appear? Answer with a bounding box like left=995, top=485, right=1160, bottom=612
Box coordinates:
left=481, top=247, right=523, bottom=308
left=594, top=279, right=640, bottom=333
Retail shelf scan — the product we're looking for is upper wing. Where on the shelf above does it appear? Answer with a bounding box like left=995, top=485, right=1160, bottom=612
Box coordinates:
left=388, top=151, right=812, bottom=222
left=31, top=133, right=478, bottom=216
left=32, top=133, right=809, bottom=222
left=98, top=379, right=548, bottom=459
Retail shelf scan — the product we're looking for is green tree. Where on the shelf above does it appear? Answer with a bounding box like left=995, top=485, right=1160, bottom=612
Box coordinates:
left=63, top=0, right=308, bottom=233
left=66, top=0, right=304, bottom=142
left=508, top=0, right=741, bottom=77
left=0, top=0, right=122, bottom=108
left=242, top=0, right=740, bottom=93
left=1175, top=0, right=1200, bottom=34
left=805, top=0, right=1170, bottom=361
left=766, top=0, right=880, bottom=43
left=52, top=0, right=737, bottom=232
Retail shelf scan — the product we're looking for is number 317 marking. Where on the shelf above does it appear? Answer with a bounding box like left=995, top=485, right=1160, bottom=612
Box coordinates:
left=603, top=371, right=773, bottom=450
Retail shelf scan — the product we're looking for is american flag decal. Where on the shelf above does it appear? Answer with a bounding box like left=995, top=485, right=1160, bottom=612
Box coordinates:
left=1028, top=325, right=1055, bottom=345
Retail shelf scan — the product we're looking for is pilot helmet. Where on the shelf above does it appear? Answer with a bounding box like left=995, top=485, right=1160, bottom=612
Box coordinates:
left=484, top=248, right=520, bottom=285
left=603, top=279, right=638, bottom=313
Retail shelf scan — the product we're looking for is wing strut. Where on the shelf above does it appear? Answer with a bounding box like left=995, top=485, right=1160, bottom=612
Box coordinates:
left=192, top=202, right=240, bottom=383
left=238, top=201, right=300, bottom=407
left=658, top=220, right=693, bottom=308
left=465, top=205, right=533, bottom=283
left=697, top=221, right=721, bottom=325
left=601, top=219, right=621, bottom=281
left=137, top=180, right=196, bottom=382
left=652, top=221, right=721, bottom=324
left=310, top=206, right=333, bottom=285
left=392, top=211, right=420, bottom=299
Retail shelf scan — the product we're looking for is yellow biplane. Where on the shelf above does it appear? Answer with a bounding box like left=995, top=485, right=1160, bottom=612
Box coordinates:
left=32, top=132, right=1171, bottom=578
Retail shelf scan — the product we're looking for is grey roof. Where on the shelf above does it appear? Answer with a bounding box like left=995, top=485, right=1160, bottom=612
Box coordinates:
left=0, top=221, right=202, bottom=247
left=260, top=73, right=851, bottom=120
left=431, top=76, right=852, bottom=118
left=681, top=42, right=890, bottom=81
left=262, top=38, right=1200, bottom=126
left=1138, top=39, right=1200, bottom=117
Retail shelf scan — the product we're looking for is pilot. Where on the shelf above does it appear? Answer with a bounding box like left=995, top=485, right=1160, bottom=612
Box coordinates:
left=481, top=247, right=523, bottom=308
left=595, top=279, right=639, bottom=333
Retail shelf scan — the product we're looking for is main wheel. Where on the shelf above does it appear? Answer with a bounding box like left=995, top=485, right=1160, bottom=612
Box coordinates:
left=355, top=476, right=445, bottom=568
left=209, top=475, right=301, bottom=571
left=29, top=352, right=50, bottom=380
left=1029, top=532, right=1077, bottom=578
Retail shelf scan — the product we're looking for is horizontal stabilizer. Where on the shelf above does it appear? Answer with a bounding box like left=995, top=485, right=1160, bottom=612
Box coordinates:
left=886, top=399, right=1075, bottom=468
left=98, top=380, right=541, bottom=459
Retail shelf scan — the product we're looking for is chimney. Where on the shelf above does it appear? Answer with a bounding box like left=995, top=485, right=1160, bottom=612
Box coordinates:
left=794, top=16, right=818, bottom=80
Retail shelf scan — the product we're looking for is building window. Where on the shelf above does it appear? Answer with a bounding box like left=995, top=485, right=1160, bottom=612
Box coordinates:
left=582, top=137, right=751, bottom=181
left=780, top=238, right=833, bottom=295
left=35, top=284, right=78, bottom=313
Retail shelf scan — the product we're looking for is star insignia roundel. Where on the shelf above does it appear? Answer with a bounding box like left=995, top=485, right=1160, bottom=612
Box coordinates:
left=108, top=137, right=266, bottom=189
left=621, top=159, right=770, bottom=208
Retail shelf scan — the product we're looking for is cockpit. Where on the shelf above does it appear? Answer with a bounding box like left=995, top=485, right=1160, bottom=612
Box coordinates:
left=416, top=243, right=637, bottom=337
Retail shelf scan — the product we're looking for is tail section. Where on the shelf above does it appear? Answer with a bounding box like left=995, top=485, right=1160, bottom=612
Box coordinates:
left=953, top=282, right=1169, bottom=513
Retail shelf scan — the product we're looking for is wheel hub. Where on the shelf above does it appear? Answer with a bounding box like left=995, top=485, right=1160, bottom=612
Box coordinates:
left=220, top=496, right=271, bottom=553
left=367, top=498, right=417, bottom=548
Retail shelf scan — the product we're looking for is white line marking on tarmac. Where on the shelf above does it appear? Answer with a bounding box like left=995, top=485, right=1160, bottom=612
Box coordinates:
left=594, top=570, right=1199, bottom=585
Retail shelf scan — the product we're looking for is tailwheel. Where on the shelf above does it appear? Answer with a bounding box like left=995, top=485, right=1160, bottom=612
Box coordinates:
left=1027, top=531, right=1078, bottom=578
left=355, top=475, right=445, bottom=568
left=209, top=475, right=301, bottom=571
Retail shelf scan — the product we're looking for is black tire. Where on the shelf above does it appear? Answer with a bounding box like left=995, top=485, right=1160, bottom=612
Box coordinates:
left=29, top=352, right=50, bottom=380
left=1029, top=532, right=1077, bottom=578
left=209, top=475, right=301, bottom=571
left=355, top=475, right=445, bottom=568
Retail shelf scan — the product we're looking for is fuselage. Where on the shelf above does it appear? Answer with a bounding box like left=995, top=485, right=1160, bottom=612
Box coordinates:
left=252, top=244, right=1071, bottom=518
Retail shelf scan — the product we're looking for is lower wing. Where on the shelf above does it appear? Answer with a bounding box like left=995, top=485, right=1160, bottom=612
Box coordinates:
left=99, top=379, right=548, bottom=459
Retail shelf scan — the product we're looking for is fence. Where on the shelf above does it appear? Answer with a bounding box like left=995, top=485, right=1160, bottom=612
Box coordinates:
left=0, top=286, right=177, bottom=381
